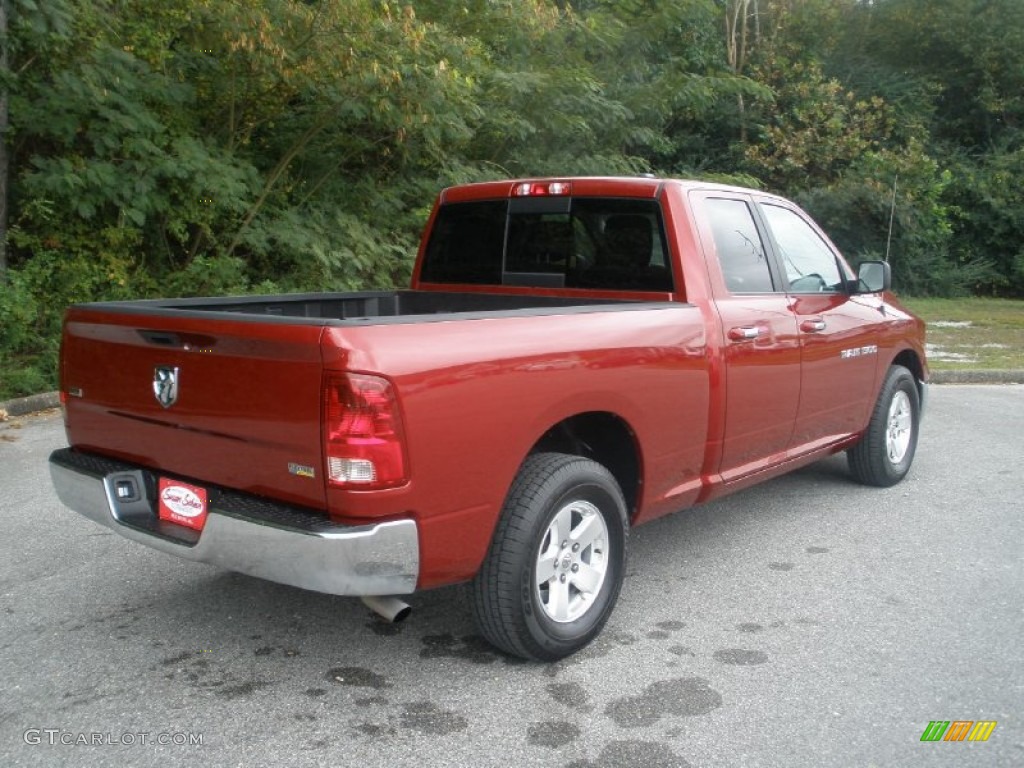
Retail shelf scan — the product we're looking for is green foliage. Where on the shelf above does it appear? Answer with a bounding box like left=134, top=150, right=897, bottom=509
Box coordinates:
left=943, top=148, right=1024, bottom=295
left=0, top=240, right=146, bottom=398
left=859, top=0, right=1024, bottom=151
left=795, top=143, right=991, bottom=297
left=743, top=59, right=893, bottom=190
left=3, top=0, right=1024, bottom=397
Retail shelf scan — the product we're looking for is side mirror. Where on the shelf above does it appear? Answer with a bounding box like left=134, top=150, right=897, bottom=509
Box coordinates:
left=855, top=260, right=891, bottom=293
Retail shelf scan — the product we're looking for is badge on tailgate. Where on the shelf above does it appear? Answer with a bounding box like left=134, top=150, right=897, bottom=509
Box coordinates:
left=158, top=478, right=208, bottom=531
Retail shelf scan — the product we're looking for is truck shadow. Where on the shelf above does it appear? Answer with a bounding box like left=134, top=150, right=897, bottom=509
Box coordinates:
left=138, top=453, right=861, bottom=666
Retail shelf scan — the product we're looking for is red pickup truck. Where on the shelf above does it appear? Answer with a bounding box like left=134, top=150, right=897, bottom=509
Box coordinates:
left=49, top=177, right=927, bottom=660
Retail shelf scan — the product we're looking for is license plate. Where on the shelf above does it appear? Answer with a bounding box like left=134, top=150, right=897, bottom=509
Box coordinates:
left=157, top=477, right=209, bottom=531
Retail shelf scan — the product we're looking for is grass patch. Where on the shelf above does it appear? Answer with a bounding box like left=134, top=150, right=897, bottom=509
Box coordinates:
left=900, top=297, right=1024, bottom=370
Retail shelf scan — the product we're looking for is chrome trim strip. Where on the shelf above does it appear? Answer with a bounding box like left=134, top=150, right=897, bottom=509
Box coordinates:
left=49, top=460, right=419, bottom=596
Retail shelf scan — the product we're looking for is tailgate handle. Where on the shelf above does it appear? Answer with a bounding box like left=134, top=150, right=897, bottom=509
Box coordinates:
left=138, top=330, right=218, bottom=351
left=139, top=330, right=180, bottom=346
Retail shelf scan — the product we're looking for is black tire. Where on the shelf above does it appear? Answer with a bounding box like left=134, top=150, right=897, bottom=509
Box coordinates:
left=470, top=452, right=628, bottom=661
left=848, top=364, right=921, bottom=487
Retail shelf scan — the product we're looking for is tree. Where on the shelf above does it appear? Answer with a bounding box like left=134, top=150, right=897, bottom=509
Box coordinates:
left=0, top=0, right=9, bottom=278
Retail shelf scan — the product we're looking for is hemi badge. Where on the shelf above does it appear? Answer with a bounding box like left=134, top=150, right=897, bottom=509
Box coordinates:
left=288, top=463, right=316, bottom=479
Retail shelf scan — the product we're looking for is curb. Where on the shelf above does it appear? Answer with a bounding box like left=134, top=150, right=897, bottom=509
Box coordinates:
left=0, top=391, right=62, bottom=418
left=928, top=369, right=1024, bottom=385
left=3, top=373, right=1023, bottom=419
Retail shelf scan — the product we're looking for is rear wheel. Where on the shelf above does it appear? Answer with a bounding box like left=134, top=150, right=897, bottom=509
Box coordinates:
left=848, top=364, right=920, bottom=487
left=471, top=452, right=628, bottom=661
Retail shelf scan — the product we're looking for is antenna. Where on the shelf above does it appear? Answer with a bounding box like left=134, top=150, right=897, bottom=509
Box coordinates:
left=884, top=175, right=898, bottom=263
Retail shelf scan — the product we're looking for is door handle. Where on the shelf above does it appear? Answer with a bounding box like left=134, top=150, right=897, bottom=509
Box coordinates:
left=728, top=326, right=762, bottom=341
left=800, top=319, right=827, bottom=333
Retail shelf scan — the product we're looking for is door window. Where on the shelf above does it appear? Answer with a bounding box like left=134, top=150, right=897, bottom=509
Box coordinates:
left=760, top=204, right=845, bottom=293
left=705, top=198, right=776, bottom=293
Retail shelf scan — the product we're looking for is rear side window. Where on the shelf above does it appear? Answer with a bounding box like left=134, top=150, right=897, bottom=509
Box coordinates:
left=704, top=198, right=775, bottom=293
left=420, top=198, right=674, bottom=292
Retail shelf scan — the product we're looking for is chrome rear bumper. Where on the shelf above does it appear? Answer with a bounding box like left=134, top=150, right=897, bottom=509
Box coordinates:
left=49, top=449, right=418, bottom=596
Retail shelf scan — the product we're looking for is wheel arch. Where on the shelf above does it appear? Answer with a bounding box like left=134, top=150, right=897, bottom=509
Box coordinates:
left=890, top=347, right=926, bottom=402
left=528, top=411, right=642, bottom=521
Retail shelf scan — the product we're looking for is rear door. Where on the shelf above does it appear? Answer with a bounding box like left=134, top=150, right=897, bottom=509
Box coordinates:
left=754, top=199, right=882, bottom=451
left=691, top=193, right=801, bottom=481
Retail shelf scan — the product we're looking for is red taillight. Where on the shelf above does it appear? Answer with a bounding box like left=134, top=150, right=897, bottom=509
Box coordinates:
left=511, top=181, right=572, bottom=197
left=323, top=373, right=408, bottom=489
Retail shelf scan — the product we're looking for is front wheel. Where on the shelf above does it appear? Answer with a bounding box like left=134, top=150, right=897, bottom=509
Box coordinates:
left=470, top=452, right=628, bottom=661
left=848, top=364, right=921, bottom=487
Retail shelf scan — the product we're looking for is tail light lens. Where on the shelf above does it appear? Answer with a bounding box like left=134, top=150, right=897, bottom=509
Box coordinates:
left=323, top=373, right=408, bottom=489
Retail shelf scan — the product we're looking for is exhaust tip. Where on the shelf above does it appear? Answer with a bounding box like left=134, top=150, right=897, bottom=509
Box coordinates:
left=361, top=595, right=412, bottom=624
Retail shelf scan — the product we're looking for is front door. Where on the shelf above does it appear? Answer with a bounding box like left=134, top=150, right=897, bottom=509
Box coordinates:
left=756, top=200, right=881, bottom=451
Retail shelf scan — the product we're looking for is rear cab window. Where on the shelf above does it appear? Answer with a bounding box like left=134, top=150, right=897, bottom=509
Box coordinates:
left=420, top=197, right=674, bottom=293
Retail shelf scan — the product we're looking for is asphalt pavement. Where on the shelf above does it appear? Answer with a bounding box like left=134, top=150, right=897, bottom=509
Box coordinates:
left=0, top=385, right=1022, bottom=767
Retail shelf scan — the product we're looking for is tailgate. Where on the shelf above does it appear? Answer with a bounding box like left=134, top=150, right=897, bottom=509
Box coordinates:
left=61, top=307, right=327, bottom=510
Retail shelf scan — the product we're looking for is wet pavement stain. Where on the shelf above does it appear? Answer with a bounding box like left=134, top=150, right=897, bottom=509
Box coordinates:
left=566, top=739, right=691, bottom=768
left=647, top=630, right=671, bottom=640
left=354, top=695, right=389, bottom=707
left=578, top=630, right=639, bottom=659
left=528, top=721, right=581, bottom=748
left=255, top=645, right=300, bottom=658
left=768, top=562, right=795, bottom=571
left=56, top=690, right=127, bottom=713
left=806, top=546, right=831, bottom=554
left=399, top=701, right=469, bottom=735
left=543, top=661, right=573, bottom=678
left=326, top=666, right=392, bottom=689
left=216, top=680, right=272, bottom=700
left=546, top=681, right=591, bottom=710
left=356, top=723, right=396, bottom=738
left=160, top=651, right=194, bottom=666
left=419, top=633, right=499, bottom=664
left=293, top=713, right=316, bottom=722
left=713, top=649, right=769, bottom=666
left=668, top=645, right=695, bottom=657
left=605, top=678, right=722, bottom=728
left=366, top=620, right=402, bottom=637
left=737, top=622, right=764, bottom=633
left=655, top=620, right=685, bottom=631
left=304, top=687, right=327, bottom=698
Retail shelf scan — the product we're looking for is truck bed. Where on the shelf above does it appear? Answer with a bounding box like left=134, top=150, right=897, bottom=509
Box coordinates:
left=83, top=290, right=664, bottom=325
left=58, top=289, right=687, bottom=517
